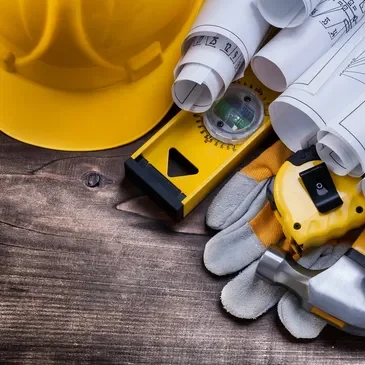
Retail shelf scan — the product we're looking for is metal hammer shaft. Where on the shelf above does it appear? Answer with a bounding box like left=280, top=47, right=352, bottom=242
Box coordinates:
left=256, top=244, right=365, bottom=336
left=256, top=245, right=318, bottom=306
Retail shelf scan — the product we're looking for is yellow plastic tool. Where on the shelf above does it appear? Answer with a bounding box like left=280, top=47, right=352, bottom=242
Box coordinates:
left=125, top=67, right=278, bottom=220
left=273, top=151, right=365, bottom=252
left=0, top=0, right=203, bottom=150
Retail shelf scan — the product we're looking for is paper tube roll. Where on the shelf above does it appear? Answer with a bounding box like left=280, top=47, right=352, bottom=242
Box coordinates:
left=269, top=90, right=324, bottom=151
left=357, top=178, right=365, bottom=195
left=251, top=24, right=334, bottom=92
left=173, top=64, right=224, bottom=113
left=252, top=0, right=365, bottom=92
left=184, top=0, right=270, bottom=70
left=254, top=0, right=320, bottom=28
left=172, top=0, right=269, bottom=112
left=314, top=99, right=365, bottom=178
left=172, top=36, right=238, bottom=112
left=316, top=132, right=360, bottom=176
left=269, top=25, right=365, bottom=153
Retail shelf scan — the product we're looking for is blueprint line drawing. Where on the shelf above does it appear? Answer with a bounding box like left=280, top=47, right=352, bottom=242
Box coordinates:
left=267, top=30, right=365, bottom=153
left=311, top=0, right=365, bottom=40
left=251, top=0, right=365, bottom=92
left=291, top=17, right=365, bottom=88
left=341, top=49, right=365, bottom=84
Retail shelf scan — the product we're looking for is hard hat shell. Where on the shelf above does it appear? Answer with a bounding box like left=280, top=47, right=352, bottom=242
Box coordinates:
left=0, top=0, right=203, bottom=150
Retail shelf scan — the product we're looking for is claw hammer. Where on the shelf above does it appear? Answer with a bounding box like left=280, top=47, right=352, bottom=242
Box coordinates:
left=256, top=229, right=365, bottom=336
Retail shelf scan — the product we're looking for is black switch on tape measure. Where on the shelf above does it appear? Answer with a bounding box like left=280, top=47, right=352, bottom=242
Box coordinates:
left=299, top=163, right=343, bottom=214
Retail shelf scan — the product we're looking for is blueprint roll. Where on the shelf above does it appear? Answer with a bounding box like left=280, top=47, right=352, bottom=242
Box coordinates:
left=269, top=20, right=365, bottom=159
left=251, top=0, right=365, bottom=92
left=316, top=129, right=362, bottom=177
left=316, top=89, right=365, bottom=178
left=254, top=0, right=321, bottom=28
left=172, top=0, right=270, bottom=113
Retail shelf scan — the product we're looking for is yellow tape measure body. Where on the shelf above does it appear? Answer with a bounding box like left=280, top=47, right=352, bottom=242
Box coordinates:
left=274, top=156, right=365, bottom=252
left=125, top=68, right=278, bottom=219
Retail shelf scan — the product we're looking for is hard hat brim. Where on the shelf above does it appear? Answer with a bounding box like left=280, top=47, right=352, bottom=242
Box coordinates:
left=0, top=58, right=178, bottom=151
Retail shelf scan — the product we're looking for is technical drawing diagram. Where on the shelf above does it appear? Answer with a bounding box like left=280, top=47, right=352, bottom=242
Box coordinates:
left=341, top=49, right=365, bottom=84
left=311, top=0, right=365, bottom=40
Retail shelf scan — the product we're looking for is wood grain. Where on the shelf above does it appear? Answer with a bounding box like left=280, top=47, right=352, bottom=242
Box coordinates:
left=0, top=130, right=364, bottom=365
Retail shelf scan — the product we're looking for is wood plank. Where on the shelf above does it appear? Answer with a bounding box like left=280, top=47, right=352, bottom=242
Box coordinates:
left=0, top=131, right=364, bottom=365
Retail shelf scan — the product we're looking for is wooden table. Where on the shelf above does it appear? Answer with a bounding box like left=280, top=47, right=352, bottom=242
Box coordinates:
left=0, top=127, right=364, bottom=365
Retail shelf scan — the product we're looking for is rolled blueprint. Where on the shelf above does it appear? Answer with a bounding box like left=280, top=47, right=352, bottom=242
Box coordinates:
left=315, top=44, right=365, bottom=177
left=254, top=0, right=321, bottom=28
left=316, top=127, right=363, bottom=177
left=172, top=0, right=270, bottom=113
left=268, top=18, right=365, bottom=165
left=251, top=0, right=365, bottom=92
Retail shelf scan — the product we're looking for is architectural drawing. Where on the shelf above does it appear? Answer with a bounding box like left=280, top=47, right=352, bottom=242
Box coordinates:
left=311, top=0, right=365, bottom=40
left=341, top=49, right=365, bottom=84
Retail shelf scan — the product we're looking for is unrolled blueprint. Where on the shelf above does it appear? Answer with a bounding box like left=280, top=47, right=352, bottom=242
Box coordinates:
left=251, top=0, right=365, bottom=92
left=172, top=0, right=270, bottom=113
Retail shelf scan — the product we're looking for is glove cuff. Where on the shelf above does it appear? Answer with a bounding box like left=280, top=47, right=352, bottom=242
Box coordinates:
left=242, top=140, right=292, bottom=182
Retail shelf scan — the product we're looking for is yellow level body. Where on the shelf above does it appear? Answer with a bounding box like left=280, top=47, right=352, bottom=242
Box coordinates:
left=125, top=68, right=278, bottom=220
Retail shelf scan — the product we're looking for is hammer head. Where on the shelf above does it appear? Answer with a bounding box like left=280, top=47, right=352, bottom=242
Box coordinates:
left=256, top=245, right=365, bottom=336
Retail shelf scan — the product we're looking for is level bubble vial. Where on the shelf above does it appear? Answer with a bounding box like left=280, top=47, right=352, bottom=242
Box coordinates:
left=203, top=84, right=264, bottom=145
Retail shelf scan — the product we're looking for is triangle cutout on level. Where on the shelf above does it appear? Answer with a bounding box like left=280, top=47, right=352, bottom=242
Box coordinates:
left=167, top=148, right=199, bottom=177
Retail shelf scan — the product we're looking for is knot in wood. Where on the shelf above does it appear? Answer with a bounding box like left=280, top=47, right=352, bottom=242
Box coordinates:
left=85, top=172, right=101, bottom=188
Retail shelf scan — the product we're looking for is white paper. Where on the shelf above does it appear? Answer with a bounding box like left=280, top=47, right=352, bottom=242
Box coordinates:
left=254, top=0, right=321, bottom=28
left=172, top=0, right=269, bottom=113
left=316, top=131, right=361, bottom=176
left=173, top=64, right=224, bottom=113
left=251, top=0, right=365, bottom=92
left=316, top=93, right=365, bottom=177
left=268, top=18, right=365, bottom=153
left=178, top=37, right=244, bottom=91
left=172, top=35, right=241, bottom=112
left=357, top=178, right=365, bottom=196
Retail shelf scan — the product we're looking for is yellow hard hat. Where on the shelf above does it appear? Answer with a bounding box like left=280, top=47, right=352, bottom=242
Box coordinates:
left=0, top=0, right=203, bottom=151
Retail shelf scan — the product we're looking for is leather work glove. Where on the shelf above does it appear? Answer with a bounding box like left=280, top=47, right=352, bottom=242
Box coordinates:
left=204, top=141, right=351, bottom=339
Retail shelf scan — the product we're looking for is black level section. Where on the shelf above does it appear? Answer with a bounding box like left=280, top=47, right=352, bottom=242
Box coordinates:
left=346, top=248, right=365, bottom=268
left=124, top=156, right=186, bottom=221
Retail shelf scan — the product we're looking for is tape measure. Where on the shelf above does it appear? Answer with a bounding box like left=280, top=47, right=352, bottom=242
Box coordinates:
left=125, top=67, right=278, bottom=220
